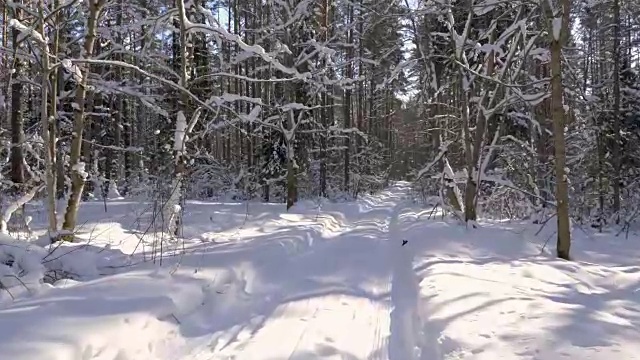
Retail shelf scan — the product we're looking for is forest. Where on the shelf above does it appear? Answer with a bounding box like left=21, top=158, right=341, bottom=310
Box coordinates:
left=0, top=0, right=639, bottom=262
left=2, top=0, right=640, bottom=358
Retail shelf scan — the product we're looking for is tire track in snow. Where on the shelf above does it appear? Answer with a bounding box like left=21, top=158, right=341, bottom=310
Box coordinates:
left=183, top=183, right=433, bottom=360
left=183, top=185, right=413, bottom=359
left=388, top=193, right=424, bottom=360
left=387, top=191, right=452, bottom=360
left=263, top=187, right=400, bottom=359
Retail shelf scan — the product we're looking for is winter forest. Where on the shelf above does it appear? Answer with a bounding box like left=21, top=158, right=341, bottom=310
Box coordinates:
left=1, top=0, right=640, bottom=253
left=1, top=0, right=640, bottom=358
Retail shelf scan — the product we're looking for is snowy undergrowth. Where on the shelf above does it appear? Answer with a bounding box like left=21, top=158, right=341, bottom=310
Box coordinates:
left=0, top=233, right=130, bottom=297
left=1, top=185, right=639, bottom=359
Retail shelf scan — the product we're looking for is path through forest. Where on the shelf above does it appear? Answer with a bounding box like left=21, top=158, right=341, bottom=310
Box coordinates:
left=3, top=182, right=640, bottom=360
left=180, top=182, right=425, bottom=359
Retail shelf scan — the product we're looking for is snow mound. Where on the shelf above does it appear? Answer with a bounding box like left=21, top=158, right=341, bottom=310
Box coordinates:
left=0, top=270, right=205, bottom=360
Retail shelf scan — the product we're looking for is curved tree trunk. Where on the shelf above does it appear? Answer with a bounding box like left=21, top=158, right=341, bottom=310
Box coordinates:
left=62, top=0, right=105, bottom=237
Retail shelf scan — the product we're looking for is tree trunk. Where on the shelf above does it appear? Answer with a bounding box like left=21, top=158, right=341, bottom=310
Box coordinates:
left=548, top=0, right=572, bottom=260
left=286, top=110, right=297, bottom=210
left=162, top=0, right=191, bottom=236
left=612, top=0, right=621, bottom=220
left=39, top=1, right=58, bottom=237
left=343, top=1, right=353, bottom=193
left=9, top=7, right=24, bottom=188
left=461, top=78, right=474, bottom=221
left=62, top=0, right=104, bottom=236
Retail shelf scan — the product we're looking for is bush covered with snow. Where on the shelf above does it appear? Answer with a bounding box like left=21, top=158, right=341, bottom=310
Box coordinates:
left=0, top=233, right=129, bottom=299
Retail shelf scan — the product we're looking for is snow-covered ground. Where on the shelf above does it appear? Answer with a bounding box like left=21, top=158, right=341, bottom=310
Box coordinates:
left=1, top=182, right=640, bottom=359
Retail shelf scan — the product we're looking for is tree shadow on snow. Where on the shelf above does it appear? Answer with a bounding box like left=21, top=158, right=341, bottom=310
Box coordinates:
left=261, top=346, right=383, bottom=360
left=411, top=249, right=640, bottom=358
left=535, top=271, right=640, bottom=352
left=119, top=203, right=401, bottom=356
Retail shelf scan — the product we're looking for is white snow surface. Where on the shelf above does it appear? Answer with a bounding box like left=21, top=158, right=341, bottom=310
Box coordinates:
left=1, top=182, right=640, bottom=359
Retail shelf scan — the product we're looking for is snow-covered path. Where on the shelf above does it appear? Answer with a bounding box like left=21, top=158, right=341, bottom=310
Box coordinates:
left=182, top=182, right=418, bottom=359
left=3, top=182, right=640, bottom=360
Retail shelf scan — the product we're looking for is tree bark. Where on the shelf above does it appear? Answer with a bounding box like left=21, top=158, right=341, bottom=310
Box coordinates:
left=343, top=1, right=353, bottom=194
left=548, top=0, right=572, bottom=260
left=39, top=1, right=58, bottom=237
left=9, top=5, right=24, bottom=187
left=612, top=0, right=621, bottom=219
left=62, top=0, right=105, bottom=236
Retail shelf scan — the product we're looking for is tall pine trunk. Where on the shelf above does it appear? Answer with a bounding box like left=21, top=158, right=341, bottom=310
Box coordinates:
left=548, top=0, right=572, bottom=260
left=612, top=0, right=621, bottom=220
